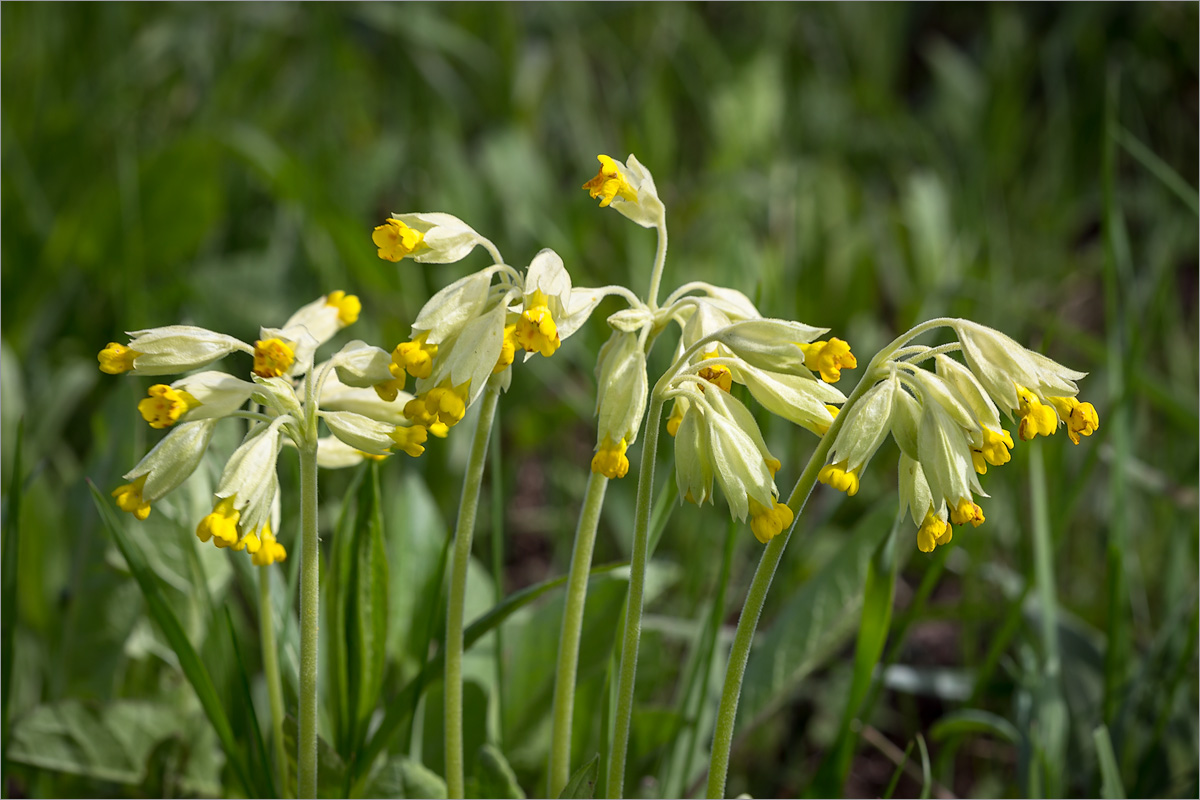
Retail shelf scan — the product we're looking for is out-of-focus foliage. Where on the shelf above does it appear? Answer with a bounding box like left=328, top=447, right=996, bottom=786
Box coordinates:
left=2, top=4, right=1196, bottom=798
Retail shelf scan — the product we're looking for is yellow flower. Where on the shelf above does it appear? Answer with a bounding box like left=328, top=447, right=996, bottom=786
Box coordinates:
left=583, top=155, right=640, bottom=208
left=252, top=525, right=288, bottom=566
left=1016, top=385, right=1059, bottom=441
left=749, top=498, right=794, bottom=544
left=591, top=437, right=630, bottom=479
left=393, top=333, right=439, bottom=380
left=196, top=496, right=241, bottom=547
left=253, top=338, right=296, bottom=379
left=404, top=380, right=470, bottom=438
left=818, top=462, right=860, bottom=497
left=916, top=511, right=953, bottom=553
left=798, top=338, right=858, bottom=383
left=949, top=497, right=985, bottom=528
left=98, top=342, right=140, bottom=374
left=112, top=475, right=152, bottom=521
left=1048, top=395, right=1100, bottom=445
left=138, top=385, right=201, bottom=429
left=515, top=290, right=561, bottom=358
left=972, top=427, right=1014, bottom=474
left=388, top=424, right=429, bottom=458
left=697, top=350, right=733, bottom=393
left=373, top=218, right=427, bottom=262
left=493, top=325, right=518, bottom=374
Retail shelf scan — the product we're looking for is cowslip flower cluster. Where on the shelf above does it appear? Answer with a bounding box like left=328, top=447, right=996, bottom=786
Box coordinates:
left=100, top=291, right=426, bottom=565
left=657, top=319, right=853, bottom=544
left=374, top=211, right=625, bottom=436
left=579, top=154, right=856, bottom=545
left=818, top=319, right=1099, bottom=552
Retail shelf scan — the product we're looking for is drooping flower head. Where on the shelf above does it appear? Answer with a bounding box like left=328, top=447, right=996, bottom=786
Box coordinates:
left=99, top=290, right=424, bottom=565
left=818, top=320, right=1098, bottom=552
left=658, top=317, right=852, bottom=543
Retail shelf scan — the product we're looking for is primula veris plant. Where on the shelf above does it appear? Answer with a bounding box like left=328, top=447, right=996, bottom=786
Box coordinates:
left=372, top=207, right=631, bottom=799
left=99, top=289, right=424, bottom=798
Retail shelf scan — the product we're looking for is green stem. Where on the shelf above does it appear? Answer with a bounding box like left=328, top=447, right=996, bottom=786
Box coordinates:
left=606, top=395, right=664, bottom=798
left=259, top=568, right=290, bottom=798
left=646, top=218, right=669, bottom=309
left=445, top=379, right=502, bottom=799
left=297, top=435, right=320, bottom=799
left=549, top=470, right=609, bottom=796
left=704, top=359, right=880, bottom=799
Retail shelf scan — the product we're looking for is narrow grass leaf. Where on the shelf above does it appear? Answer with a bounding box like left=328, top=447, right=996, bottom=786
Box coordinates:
left=882, top=740, right=914, bottom=800
left=87, top=479, right=255, bottom=797
left=1, top=421, right=23, bottom=786
left=224, top=608, right=277, bottom=799
left=930, top=709, right=1020, bottom=745
left=917, top=733, right=932, bottom=800
left=1094, top=724, right=1126, bottom=800
left=1116, top=126, right=1199, bottom=216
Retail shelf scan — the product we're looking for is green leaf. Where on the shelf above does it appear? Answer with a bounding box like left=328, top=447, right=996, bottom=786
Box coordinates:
left=930, top=709, right=1021, bottom=745
left=224, top=608, right=277, bottom=799
left=7, top=699, right=179, bottom=785
left=347, top=463, right=389, bottom=756
left=1, top=420, right=22, bottom=784
left=916, top=733, right=932, bottom=800
left=87, top=480, right=256, bottom=797
left=558, top=753, right=600, bottom=799
left=812, top=512, right=900, bottom=795
left=472, top=743, right=526, bottom=799
left=327, top=463, right=368, bottom=757
left=283, top=714, right=347, bottom=800
left=363, top=754, right=449, bottom=799
left=737, top=503, right=895, bottom=731
left=1093, top=725, right=1126, bottom=800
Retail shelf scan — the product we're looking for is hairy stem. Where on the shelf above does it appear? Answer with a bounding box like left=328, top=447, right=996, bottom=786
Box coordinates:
left=607, top=395, right=664, bottom=798
left=704, top=357, right=881, bottom=799
left=297, top=435, right=320, bottom=798
left=445, top=379, right=502, bottom=799
left=260, top=568, right=289, bottom=798
left=548, top=470, right=609, bottom=796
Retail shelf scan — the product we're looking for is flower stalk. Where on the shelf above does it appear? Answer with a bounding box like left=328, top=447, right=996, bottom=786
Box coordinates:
left=548, top=470, right=609, bottom=796
left=445, top=377, right=503, bottom=799
left=259, top=567, right=289, bottom=799
left=606, top=393, right=665, bottom=799
left=297, top=398, right=321, bottom=799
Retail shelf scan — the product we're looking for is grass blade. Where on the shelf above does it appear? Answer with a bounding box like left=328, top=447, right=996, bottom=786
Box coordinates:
left=87, top=479, right=256, bottom=797
left=1, top=422, right=23, bottom=788
left=1115, top=126, right=1199, bottom=216
left=881, top=740, right=914, bottom=800
left=916, top=733, right=932, bottom=800
left=1094, top=724, right=1126, bottom=799
left=225, top=607, right=277, bottom=799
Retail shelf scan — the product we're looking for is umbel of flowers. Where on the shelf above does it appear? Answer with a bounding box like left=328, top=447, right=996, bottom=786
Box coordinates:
left=99, top=291, right=428, bottom=564
left=816, top=319, right=1099, bottom=552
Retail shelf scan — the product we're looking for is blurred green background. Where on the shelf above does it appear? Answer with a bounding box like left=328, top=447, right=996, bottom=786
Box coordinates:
left=2, top=3, right=1196, bottom=798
